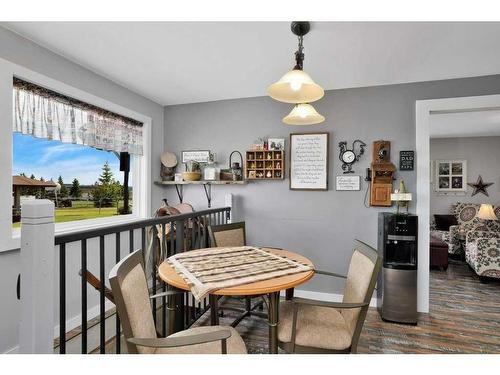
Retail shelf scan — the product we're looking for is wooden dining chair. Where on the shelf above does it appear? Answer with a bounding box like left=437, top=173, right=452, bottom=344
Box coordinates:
left=207, top=222, right=266, bottom=327
left=277, top=240, right=382, bottom=354
left=108, top=249, right=247, bottom=354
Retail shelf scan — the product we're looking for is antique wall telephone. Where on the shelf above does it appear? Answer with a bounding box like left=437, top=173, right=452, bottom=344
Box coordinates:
left=366, top=140, right=396, bottom=206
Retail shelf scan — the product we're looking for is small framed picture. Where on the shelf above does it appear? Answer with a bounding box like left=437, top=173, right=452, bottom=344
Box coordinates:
left=451, top=163, right=463, bottom=175
left=439, top=177, right=450, bottom=189
left=435, top=160, right=467, bottom=192
left=182, top=150, right=210, bottom=163
left=336, top=175, right=361, bottom=191
left=452, top=176, right=463, bottom=189
left=438, top=162, right=450, bottom=175
left=268, top=138, right=285, bottom=150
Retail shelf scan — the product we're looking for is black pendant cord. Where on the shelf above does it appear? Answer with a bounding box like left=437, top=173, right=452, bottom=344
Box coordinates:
left=294, top=35, right=305, bottom=70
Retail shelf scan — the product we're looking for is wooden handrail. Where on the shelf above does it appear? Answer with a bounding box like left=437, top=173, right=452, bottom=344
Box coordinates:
left=79, top=269, right=115, bottom=304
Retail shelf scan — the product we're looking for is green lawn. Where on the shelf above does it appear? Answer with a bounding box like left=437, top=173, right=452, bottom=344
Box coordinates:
left=13, top=200, right=131, bottom=228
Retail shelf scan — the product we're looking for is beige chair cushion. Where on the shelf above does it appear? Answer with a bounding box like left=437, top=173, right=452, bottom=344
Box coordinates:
left=278, top=301, right=352, bottom=350
left=155, top=326, right=247, bottom=354
left=341, top=250, right=374, bottom=334
left=214, top=228, right=245, bottom=247
left=121, top=263, right=157, bottom=354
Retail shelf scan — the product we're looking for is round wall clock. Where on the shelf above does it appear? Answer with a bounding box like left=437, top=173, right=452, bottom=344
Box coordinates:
left=338, top=140, right=366, bottom=174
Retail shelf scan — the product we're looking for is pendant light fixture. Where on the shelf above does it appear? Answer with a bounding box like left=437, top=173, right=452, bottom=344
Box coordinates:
left=283, top=103, right=325, bottom=125
left=267, top=21, right=325, bottom=125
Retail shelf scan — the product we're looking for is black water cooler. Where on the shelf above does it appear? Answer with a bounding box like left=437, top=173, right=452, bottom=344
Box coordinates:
left=377, top=213, right=418, bottom=324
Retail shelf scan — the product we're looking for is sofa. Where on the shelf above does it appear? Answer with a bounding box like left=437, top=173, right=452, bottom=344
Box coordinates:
left=431, top=202, right=500, bottom=255
left=465, top=230, right=500, bottom=281
left=431, top=202, right=500, bottom=280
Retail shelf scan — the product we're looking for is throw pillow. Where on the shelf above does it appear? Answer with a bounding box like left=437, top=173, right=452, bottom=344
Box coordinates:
left=434, top=214, right=458, bottom=231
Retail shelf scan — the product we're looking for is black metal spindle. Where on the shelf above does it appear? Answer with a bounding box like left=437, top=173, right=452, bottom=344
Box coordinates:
left=201, top=216, right=206, bottom=248
left=59, top=243, right=66, bottom=354
left=191, top=295, right=196, bottom=321
left=115, top=233, right=121, bottom=353
left=99, top=235, right=105, bottom=354
left=170, top=222, right=174, bottom=257
left=185, top=292, right=189, bottom=326
left=141, top=227, right=146, bottom=253
left=81, top=240, right=87, bottom=354
left=176, top=219, right=184, bottom=253
left=152, top=226, right=158, bottom=326
left=191, top=218, right=195, bottom=251
left=161, top=223, right=167, bottom=337
left=129, top=229, right=134, bottom=253
left=196, top=217, right=201, bottom=249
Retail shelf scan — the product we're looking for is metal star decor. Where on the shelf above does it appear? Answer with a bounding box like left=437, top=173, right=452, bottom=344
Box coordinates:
left=467, top=175, right=494, bottom=197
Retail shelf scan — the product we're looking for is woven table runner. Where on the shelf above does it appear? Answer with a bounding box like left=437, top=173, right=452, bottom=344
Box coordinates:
left=167, top=246, right=313, bottom=301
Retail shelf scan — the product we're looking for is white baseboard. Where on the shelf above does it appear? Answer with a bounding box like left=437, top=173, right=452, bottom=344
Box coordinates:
left=53, top=300, right=115, bottom=339
left=3, top=345, right=19, bottom=354
left=281, top=289, right=377, bottom=307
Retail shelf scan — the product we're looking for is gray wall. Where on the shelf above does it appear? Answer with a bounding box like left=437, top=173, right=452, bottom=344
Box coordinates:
left=0, top=27, right=164, bottom=353
left=164, top=74, right=500, bottom=296
left=430, top=136, right=500, bottom=215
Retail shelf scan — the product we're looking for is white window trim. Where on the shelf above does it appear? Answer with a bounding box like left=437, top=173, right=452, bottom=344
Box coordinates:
left=0, top=57, right=151, bottom=253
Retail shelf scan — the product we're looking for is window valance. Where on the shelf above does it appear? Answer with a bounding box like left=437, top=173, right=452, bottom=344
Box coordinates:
left=12, top=77, right=143, bottom=155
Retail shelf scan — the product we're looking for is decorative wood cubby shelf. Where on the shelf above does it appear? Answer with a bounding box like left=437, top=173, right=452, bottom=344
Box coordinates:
left=245, top=150, right=285, bottom=180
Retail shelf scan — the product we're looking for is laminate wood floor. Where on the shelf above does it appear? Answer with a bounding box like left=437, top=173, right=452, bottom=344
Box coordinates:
left=95, top=259, right=499, bottom=354
left=192, top=260, right=500, bottom=354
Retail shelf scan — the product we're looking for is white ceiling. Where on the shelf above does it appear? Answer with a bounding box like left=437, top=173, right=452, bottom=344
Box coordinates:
left=430, top=109, right=500, bottom=138
left=3, top=22, right=500, bottom=106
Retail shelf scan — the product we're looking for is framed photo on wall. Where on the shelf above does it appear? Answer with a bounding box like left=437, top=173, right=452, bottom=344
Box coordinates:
left=435, top=160, right=467, bottom=192
left=268, top=138, right=285, bottom=150
left=289, top=132, right=329, bottom=190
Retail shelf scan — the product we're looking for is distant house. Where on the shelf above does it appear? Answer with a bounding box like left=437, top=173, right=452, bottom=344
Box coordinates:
left=12, top=175, right=57, bottom=222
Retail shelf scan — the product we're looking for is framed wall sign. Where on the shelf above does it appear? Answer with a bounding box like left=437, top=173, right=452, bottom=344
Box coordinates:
left=435, top=159, right=467, bottom=192
left=336, top=175, right=361, bottom=191
left=289, top=132, right=329, bottom=190
left=399, top=150, right=414, bottom=171
left=182, top=150, right=210, bottom=163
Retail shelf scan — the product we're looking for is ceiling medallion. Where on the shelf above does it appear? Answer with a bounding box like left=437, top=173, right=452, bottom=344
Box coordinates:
left=267, top=21, right=325, bottom=126
left=467, top=175, right=494, bottom=197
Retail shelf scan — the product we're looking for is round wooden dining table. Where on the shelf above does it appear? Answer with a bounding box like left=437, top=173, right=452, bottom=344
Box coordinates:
left=158, top=247, right=315, bottom=354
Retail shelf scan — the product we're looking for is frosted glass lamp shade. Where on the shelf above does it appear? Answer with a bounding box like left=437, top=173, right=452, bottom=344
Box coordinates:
left=476, top=204, right=498, bottom=220
left=283, top=103, right=325, bottom=125
left=267, top=69, right=324, bottom=103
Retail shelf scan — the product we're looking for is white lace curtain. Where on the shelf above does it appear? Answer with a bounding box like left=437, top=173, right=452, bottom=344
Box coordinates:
left=12, top=78, right=143, bottom=155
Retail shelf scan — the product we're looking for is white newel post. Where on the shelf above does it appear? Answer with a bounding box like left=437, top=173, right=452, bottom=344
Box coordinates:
left=225, top=193, right=233, bottom=223
left=19, top=200, right=55, bottom=354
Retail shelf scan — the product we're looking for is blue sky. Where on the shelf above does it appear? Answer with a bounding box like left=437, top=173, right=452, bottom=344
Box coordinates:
left=13, top=133, right=123, bottom=185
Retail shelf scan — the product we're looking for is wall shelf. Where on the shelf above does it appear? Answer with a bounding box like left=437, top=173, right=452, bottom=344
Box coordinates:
left=154, top=180, right=247, bottom=207
left=245, top=150, right=285, bottom=180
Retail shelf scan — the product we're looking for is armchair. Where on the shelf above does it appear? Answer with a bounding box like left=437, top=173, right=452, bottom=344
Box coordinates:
left=277, top=240, right=382, bottom=354
left=465, top=230, right=500, bottom=281
left=108, top=250, right=247, bottom=354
